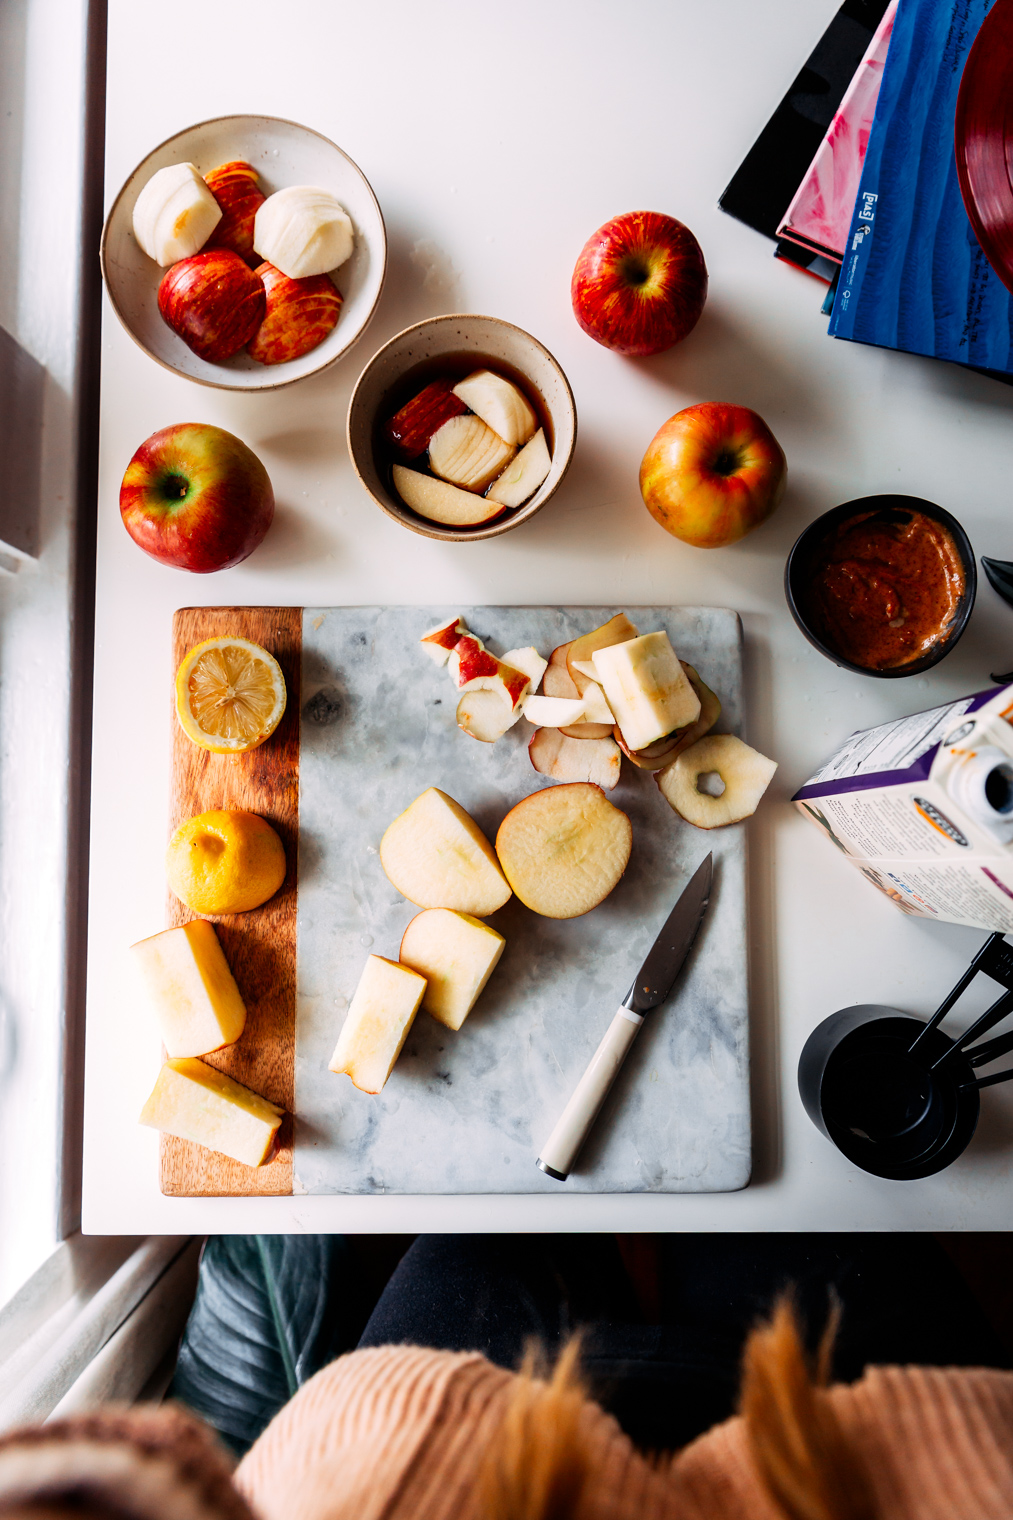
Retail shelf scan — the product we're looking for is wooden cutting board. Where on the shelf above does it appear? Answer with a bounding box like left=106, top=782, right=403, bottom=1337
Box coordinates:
left=163, top=607, right=300, bottom=1196
left=163, top=605, right=750, bottom=1198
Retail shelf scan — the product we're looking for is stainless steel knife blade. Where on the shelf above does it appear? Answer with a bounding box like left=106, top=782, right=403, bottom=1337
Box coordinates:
left=623, top=851, right=713, bottom=1014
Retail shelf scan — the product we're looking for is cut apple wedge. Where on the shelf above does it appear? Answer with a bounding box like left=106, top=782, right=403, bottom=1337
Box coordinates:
left=486, top=429, right=551, bottom=508
left=399, top=908, right=505, bottom=1031
left=130, top=919, right=246, bottom=1059
left=615, top=663, right=721, bottom=770
left=522, top=694, right=586, bottom=727
left=500, top=646, right=547, bottom=690
left=328, top=954, right=427, bottom=1094
left=457, top=687, right=520, bottom=743
left=429, top=414, right=516, bottom=492
left=529, top=729, right=621, bottom=790
left=593, top=631, right=701, bottom=751
left=139, top=1058, right=283, bottom=1167
left=420, top=615, right=468, bottom=666
left=496, top=783, right=631, bottom=919
left=380, top=787, right=512, bottom=915
left=387, top=381, right=468, bottom=461
left=392, top=466, right=506, bottom=528
left=657, top=733, right=777, bottom=828
left=452, top=369, right=537, bottom=446
left=566, top=614, right=640, bottom=696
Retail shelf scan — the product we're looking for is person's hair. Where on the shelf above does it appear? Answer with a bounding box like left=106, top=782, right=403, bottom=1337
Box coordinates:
left=478, top=1296, right=873, bottom=1520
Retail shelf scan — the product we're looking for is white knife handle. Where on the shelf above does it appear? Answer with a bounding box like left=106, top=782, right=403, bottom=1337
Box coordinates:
left=536, top=1007, right=643, bottom=1180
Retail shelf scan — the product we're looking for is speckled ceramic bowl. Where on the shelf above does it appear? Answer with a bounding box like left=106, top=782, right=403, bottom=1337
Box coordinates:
left=101, top=114, right=386, bottom=391
left=347, top=314, right=577, bottom=542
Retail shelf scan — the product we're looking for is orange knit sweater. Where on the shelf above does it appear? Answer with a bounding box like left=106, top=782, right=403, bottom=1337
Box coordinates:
left=235, top=1345, right=1013, bottom=1520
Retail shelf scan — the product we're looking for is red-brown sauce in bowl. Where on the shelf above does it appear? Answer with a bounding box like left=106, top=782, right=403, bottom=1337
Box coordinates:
left=804, top=508, right=966, bottom=670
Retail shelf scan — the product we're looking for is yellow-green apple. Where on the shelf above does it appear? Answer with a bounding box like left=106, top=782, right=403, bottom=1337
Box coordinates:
left=203, top=160, right=265, bottom=264
left=571, top=211, right=707, bottom=356
left=119, top=423, right=274, bottom=572
left=386, top=381, right=468, bottom=461
left=247, top=261, right=342, bottom=365
left=639, top=402, right=786, bottom=548
left=157, top=249, right=265, bottom=363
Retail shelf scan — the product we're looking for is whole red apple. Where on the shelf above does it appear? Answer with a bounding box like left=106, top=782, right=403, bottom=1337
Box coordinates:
left=119, top=423, right=275, bottom=571
left=639, top=403, right=786, bottom=548
left=157, top=249, right=266, bottom=363
left=571, top=211, right=707, bottom=356
left=247, top=261, right=342, bottom=365
left=203, top=160, right=266, bottom=264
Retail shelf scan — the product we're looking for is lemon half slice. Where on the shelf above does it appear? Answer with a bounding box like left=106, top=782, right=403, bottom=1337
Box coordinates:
left=176, top=637, right=287, bottom=754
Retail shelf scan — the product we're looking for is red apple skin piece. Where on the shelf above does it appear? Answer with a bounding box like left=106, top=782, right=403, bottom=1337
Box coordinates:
left=449, top=635, right=500, bottom=689
left=571, top=211, right=708, bottom=357
left=119, top=422, right=274, bottom=572
left=157, top=249, right=266, bottom=363
left=203, top=160, right=265, bottom=264
left=639, top=402, right=786, bottom=549
left=247, top=261, right=342, bottom=365
left=385, top=380, right=469, bottom=462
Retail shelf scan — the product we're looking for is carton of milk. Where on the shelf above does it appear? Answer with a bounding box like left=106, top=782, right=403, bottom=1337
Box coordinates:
left=793, top=685, right=1013, bottom=931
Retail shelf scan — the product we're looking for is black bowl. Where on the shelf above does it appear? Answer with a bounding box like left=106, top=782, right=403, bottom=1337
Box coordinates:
left=784, top=494, right=976, bottom=678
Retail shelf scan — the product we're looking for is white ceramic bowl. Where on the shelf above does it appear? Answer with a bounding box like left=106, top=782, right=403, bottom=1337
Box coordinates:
left=101, top=115, right=386, bottom=391
left=346, top=314, right=577, bottom=541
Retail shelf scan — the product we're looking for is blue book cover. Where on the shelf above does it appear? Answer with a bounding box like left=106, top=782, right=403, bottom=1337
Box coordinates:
left=828, top=0, right=1013, bottom=374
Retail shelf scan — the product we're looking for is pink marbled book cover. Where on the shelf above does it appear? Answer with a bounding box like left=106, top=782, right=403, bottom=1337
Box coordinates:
left=778, top=0, right=897, bottom=263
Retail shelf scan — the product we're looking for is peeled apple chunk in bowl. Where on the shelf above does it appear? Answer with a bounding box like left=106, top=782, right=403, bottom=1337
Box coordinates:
left=495, top=782, right=632, bottom=919
left=253, top=185, right=354, bottom=279
left=656, top=733, right=777, bottom=828
left=132, top=162, right=222, bottom=266
left=380, top=787, right=512, bottom=915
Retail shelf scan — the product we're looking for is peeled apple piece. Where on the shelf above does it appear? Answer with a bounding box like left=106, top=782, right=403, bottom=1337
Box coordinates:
left=429, top=414, right=515, bottom=493
left=592, top=631, right=700, bottom=751
left=253, top=185, right=354, bottom=278
left=452, top=369, right=537, bottom=446
left=328, top=954, right=427, bottom=1094
left=656, top=733, right=777, bottom=828
left=132, top=162, right=222, bottom=266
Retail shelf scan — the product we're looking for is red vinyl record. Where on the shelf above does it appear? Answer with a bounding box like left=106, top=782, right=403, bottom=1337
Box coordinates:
left=955, top=0, right=1013, bottom=294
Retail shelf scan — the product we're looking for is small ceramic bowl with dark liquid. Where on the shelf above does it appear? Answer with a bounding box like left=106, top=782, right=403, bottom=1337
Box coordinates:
left=785, top=494, right=976, bottom=677
left=346, top=314, right=577, bottom=542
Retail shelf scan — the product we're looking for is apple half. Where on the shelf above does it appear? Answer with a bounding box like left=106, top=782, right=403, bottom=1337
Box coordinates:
left=656, top=733, right=777, bottom=828
left=528, top=728, right=621, bottom=790
left=392, top=465, right=506, bottom=528
left=380, top=787, right=511, bottom=915
left=495, top=782, right=631, bottom=919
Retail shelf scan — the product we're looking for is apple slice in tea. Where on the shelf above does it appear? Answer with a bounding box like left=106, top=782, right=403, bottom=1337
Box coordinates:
left=380, top=787, right=512, bottom=915
left=495, top=782, right=631, bottom=919
left=452, top=369, right=537, bottom=446
left=487, top=429, right=551, bottom=508
left=392, top=465, right=506, bottom=527
left=428, top=414, right=515, bottom=492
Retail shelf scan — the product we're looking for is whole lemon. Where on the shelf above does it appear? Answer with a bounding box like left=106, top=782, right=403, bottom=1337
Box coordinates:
left=166, top=809, right=286, bottom=915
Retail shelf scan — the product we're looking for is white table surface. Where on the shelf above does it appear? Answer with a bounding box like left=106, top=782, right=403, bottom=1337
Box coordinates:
left=83, top=0, right=1013, bottom=1234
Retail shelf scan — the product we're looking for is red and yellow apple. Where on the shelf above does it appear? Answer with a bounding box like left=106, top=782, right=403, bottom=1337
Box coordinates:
left=119, top=423, right=275, bottom=572
left=571, top=211, right=707, bottom=356
left=639, top=403, right=786, bottom=548
left=247, top=261, right=342, bottom=365
left=157, top=249, right=266, bottom=363
left=203, top=160, right=266, bottom=264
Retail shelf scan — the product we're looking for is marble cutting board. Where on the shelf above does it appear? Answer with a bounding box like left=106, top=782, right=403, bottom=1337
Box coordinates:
left=294, top=606, right=750, bottom=1195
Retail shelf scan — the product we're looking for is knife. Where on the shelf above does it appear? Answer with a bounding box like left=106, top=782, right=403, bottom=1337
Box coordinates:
left=535, top=852, right=714, bottom=1181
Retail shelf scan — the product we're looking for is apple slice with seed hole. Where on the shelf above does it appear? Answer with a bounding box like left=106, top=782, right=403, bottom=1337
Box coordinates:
left=428, top=414, right=515, bottom=493
left=457, top=687, right=521, bottom=743
left=392, top=465, right=506, bottom=527
left=656, top=733, right=777, bottom=828
left=500, top=646, right=547, bottom=690
left=420, top=615, right=468, bottom=666
left=487, top=429, right=551, bottom=507
left=452, top=369, right=537, bottom=446
left=529, top=728, right=621, bottom=790
left=615, top=663, right=721, bottom=769
left=495, top=782, right=632, bottom=919
left=522, top=694, right=586, bottom=727
left=566, top=613, right=640, bottom=695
